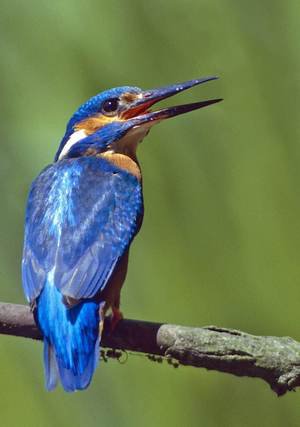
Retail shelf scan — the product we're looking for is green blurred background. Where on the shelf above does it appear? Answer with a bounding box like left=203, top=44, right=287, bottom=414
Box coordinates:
left=1, top=0, right=300, bottom=425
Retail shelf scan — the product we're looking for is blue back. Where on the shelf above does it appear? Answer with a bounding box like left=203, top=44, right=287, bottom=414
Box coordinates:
left=22, top=156, right=143, bottom=391
left=22, top=156, right=143, bottom=302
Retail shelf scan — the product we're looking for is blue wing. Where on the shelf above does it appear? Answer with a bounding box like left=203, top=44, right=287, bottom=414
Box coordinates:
left=22, top=156, right=143, bottom=302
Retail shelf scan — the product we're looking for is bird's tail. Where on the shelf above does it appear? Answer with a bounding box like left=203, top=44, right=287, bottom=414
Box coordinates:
left=36, top=277, right=103, bottom=392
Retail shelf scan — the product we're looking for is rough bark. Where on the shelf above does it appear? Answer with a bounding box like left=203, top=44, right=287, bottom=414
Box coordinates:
left=0, top=302, right=299, bottom=396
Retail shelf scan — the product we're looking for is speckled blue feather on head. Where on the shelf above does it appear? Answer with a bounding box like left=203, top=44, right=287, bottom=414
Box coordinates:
left=55, top=86, right=141, bottom=161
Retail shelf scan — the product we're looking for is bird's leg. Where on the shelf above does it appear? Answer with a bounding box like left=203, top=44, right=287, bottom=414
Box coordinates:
left=110, top=291, right=123, bottom=332
left=98, top=299, right=123, bottom=336
left=110, top=306, right=123, bottom=332
left=99, top=250, right=128, bottom=334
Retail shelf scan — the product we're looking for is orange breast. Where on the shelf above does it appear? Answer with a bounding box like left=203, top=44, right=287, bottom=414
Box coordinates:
left=100, top=152, right=142, bottom=181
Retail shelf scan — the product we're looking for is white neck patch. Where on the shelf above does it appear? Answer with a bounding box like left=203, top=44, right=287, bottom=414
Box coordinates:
left=110, top=123, right=152, bottom=156
left=58, top=129, right=87, bottom=160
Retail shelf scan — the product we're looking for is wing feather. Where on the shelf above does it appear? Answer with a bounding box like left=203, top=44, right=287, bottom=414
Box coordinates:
left=22, top=157, right=143, bottom=302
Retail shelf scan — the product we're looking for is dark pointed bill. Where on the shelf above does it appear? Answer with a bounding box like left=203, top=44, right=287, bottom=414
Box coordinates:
left=136, top=98, right=222, bottom=124
left=123, top=76, right=222, bottom=125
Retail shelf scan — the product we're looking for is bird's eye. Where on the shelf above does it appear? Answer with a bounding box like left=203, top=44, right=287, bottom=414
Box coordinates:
left=101, top=98, right=120, bottom=116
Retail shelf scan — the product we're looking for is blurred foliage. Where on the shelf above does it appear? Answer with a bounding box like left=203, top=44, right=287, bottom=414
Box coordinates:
left=0, top=0, right=300, bottom=425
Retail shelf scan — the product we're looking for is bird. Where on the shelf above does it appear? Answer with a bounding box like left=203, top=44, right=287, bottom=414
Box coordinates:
left=22, top=77, right=222, bottom=392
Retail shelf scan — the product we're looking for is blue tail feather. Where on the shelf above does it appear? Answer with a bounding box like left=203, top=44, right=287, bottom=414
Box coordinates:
left=44, top=339, right=59, bottom=391
left=37, top=276, right=102, bottom=392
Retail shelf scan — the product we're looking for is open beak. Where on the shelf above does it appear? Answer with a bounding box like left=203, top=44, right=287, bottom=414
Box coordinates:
left=122, top=77, right=222, bottom=126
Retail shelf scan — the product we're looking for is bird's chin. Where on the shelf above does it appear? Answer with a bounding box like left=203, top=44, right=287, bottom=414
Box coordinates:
left=131, top=122, right=155, bottom=144
left=111, top=123, right=152, bottom=154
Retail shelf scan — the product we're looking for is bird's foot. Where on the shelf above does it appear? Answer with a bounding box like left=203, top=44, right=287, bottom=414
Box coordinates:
left=110, top=307, right=123, bottom=333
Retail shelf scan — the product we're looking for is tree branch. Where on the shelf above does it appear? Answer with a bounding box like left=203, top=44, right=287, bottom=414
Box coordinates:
left=0, top=301, right=299, bottom=396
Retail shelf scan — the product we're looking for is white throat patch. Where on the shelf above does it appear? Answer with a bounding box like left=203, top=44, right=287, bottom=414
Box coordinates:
left=110, top=124, right=151, bottom=156
left=59, top=129, right=87, bottom=160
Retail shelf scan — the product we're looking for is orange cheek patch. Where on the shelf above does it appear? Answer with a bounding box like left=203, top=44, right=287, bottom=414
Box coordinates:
left=75, top=115, right=118, bottom=135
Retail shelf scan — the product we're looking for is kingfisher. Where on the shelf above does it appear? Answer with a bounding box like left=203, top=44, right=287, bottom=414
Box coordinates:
left=22, top=77, right=221, bottom=392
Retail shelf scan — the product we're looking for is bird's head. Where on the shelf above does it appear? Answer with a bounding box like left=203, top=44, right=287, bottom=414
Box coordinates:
left=55, top=77, right=222, bottom=161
